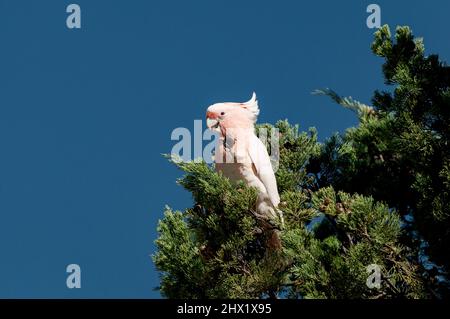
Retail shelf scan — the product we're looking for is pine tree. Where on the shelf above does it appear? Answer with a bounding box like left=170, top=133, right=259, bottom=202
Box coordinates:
left=310, top=25, right=450, bottom=297
left=153, top=24, right=448, bottom=299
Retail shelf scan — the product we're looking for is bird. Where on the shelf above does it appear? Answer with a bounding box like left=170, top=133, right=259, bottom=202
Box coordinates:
left=206, top=93, right=284, bottom=249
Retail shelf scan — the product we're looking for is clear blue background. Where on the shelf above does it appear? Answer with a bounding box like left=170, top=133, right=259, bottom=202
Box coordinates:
left=0, top=0, right=449, bottom=298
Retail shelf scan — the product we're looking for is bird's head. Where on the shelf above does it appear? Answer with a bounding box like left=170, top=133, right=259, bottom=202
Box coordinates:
left=206, top=92, right=260, bottom=134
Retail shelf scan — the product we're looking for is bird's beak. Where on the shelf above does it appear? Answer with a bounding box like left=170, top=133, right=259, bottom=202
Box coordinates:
left=206, top=111, right=219, bottom=130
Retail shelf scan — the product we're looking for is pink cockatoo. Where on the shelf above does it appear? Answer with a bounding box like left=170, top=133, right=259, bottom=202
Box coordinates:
left=206, top=93, right=284, bottom=247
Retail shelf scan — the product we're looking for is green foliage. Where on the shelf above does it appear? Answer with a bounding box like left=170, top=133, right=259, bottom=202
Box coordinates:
left=257, top=120, right=320, bottom=194
left=154, top=24, right=447, bottom=299
left=312, top=25, right=450, bottom=297
left=154, top=158, right=285, bottom=298
left=154, top=120, right=426, bottom=298
left=312, top=88, right=375, bottom=119
left=284, top=187, right=424, bottom=299
left=154, top=208, right=205, bottom=298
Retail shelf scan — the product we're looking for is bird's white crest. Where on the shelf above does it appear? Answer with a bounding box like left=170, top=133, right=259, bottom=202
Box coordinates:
left=241, top=92, right=260, bottom=122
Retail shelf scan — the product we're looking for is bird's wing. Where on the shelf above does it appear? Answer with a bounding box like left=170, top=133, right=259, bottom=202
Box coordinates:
left=247, top=134, right=280, bottom=207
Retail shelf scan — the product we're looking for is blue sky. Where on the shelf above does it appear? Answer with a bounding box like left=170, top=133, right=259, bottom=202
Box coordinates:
left=0, top=0, right=449, bottom=298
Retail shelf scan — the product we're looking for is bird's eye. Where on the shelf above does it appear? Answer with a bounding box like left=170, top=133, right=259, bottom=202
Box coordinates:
left=221, top=112, right=225, bottom=116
